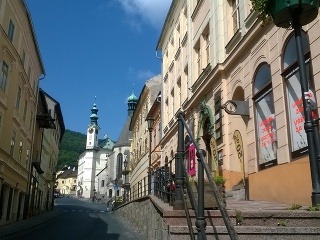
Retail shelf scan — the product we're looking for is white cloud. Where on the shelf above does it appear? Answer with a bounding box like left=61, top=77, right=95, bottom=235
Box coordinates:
left=128, top=68, right=156, bottom=81
left=117, top=0, right=171, bottom=30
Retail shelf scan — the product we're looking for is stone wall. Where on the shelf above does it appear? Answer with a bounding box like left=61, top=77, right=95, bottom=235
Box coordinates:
left=113, top=196, right=169, bottom=240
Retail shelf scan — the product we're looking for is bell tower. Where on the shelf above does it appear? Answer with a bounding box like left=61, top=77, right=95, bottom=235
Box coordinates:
left=86, top=103, right=99, bottom=150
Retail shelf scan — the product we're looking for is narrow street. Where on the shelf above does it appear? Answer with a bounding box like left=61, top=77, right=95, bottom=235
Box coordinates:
left=1, top=197, right=145, bottom=240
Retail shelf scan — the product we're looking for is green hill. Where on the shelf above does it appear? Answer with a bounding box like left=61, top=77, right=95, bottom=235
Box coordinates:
left=57, top=130, right=86, bottom=170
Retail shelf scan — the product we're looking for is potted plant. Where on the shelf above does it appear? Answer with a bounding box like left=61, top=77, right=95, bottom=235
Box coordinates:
left=251, top=0, right=319, bottom=28
left=185, top=175, right=226, bottom=209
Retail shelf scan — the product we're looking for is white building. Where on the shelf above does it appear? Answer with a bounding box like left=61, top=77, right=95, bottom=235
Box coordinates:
left=77, top=103, right=114, bottom=199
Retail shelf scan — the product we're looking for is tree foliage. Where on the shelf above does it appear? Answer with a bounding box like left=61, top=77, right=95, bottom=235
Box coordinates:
left=57, top=130, right=86, bottom=170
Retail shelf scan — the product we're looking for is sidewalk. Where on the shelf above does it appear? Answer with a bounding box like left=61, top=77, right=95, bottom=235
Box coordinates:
left=0, top=209, right=63, bottom=239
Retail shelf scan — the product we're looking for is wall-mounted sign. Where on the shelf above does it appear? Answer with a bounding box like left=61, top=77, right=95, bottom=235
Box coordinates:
left=233, top=130, right=245, bottom=185
left=210, top=137, right=219, bottom=173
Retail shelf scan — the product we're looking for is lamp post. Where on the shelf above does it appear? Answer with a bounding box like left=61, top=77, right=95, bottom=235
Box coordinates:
left=123, top=156, right=128, bottom=202
left=147, top=116, right=154, bottom=195
left=291, top=11, right=320, bottom=205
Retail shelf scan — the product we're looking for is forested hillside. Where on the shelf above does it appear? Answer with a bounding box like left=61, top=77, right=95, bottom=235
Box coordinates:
left=57, top=130, right=86, bottom=170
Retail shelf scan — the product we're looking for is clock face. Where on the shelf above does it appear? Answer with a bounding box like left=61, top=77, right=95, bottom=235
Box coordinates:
left=89, top=127, right=94, bottom=134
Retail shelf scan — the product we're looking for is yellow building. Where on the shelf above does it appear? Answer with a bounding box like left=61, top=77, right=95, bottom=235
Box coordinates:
left=56, top=167, right=77, bottom=196
left=156, top=0, right=320, bottom=206
left=0, top=0, right=64, bottom=225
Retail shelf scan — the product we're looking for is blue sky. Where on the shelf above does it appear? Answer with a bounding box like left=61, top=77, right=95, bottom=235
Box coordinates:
left=25, top=0, right=171, bottom=141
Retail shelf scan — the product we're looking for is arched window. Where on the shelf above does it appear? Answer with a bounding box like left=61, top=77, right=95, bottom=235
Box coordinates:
left=253, top=63, right=277, bottom=169
left=283, top=32, right=315, bottom=157
left=116, top=153, right=123, bottom=179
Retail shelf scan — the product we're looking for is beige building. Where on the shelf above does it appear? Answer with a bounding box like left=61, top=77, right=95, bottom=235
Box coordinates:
left=56, top=167, right=77, bottom=195
left=0, top=0, right=44, bottom=225
left=129, top=75, right=161, bottom=196
left=0, top=0, right=64, bottom=226
left=155, top=0, right=320, bottom=206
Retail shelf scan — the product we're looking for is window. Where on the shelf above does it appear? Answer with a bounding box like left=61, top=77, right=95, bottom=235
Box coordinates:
left=0, top=62, right=8, bottom=91
left=101, top=180, right=105, bottom=187
left=26, top=149, right=29, bottom=168
left=19, top=141, right=23, bottom=163
left=283, top=32, right=314, bottom=157
left=253, top=63, right=277, bottom=169
left=194, top=41, right=201, bottom=76
left=21, top=51, right=26, bottom=66
left=202, top=24, right=210, bottom=67
left=16, top=87, right=21, bottom=110
left=10, top=131, right=16, bottom=156
left=116, top=153, right=123, bottom=179
left=231, top=0, right=240, bottom=34
left=23, top=100, right=28, bottom=121
left=29, top=111, right=33, bottom=130
left=8, top=20, right=15, bottom=41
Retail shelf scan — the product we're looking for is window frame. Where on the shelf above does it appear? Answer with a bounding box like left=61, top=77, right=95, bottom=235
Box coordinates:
left=282, top=32, right=314, bottom=159
left=253, top=63, right=278, bottom=170
left=0, top=61, right=9, bottom=91
left=8, top=19, right=15, bottom=42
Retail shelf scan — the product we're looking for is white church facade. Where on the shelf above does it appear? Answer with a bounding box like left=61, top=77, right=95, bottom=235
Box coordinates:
left=76, top=103, right=114, bottom=199
left=76, top=94, right=137, bottom=201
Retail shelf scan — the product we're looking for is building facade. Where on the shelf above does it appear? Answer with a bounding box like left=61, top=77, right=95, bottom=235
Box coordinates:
left=156, top=0, right=320, bottom=205
left=129, top=75, right=161, bottom=196
left=56, top=167, right=77, bottom=196
left=0, top=0, right=58, bottom=226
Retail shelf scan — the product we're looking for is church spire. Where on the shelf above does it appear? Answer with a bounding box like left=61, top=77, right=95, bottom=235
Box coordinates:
left=90, top=102, right=99, bottom=127
left=127, top=91, right=138, bottom=116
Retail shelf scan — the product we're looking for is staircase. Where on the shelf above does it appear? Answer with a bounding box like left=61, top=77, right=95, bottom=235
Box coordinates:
left=162, top=198, right=320, bottom=240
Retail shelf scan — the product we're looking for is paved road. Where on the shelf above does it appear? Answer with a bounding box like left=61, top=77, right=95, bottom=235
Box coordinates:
left=1, top=197, right=145, bottom=240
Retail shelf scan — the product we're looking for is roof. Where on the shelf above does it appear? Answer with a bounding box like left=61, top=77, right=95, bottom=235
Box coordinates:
left=57, top=168, right=78, bottom=179
left=99, top=137, right=115, bottom=150
left=114, top=114, right=132, bottom=148
left=127, top=92, right=138, bottom=102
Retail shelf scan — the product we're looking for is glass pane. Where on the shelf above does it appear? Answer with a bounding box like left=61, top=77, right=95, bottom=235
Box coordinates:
left=256, top=91, right=277, bottom=165
left=286, top=71, right=308, bottom=151
left=254, top=63, right=271, bottom=94
left=283, top=32, right=309, bottom=69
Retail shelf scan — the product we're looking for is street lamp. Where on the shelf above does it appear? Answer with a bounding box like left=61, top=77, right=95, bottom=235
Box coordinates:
left=123, top=155, right=128, bottom=202
left=147, top=116, right=154, bottom=195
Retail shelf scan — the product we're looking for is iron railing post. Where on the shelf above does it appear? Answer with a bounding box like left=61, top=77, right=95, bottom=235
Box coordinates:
left=196, top=149, right=207, bottom=239
left=174, top=112, right=185, bottom=210
left=178, top=112, right=239, bottom=240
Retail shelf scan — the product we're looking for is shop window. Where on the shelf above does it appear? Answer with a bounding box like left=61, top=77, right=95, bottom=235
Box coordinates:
left=283, top=32, right=315, bottom=158
left=253, top=63, right=277, bottom=169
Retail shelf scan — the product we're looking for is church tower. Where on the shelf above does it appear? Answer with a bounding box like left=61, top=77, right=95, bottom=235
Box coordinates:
left=81, top=102, right=100, bottom=198
left=86, top=103, right=99, bottom=149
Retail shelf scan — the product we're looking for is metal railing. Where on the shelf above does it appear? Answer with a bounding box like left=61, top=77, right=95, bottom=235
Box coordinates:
left=177, top=112, right=239, bottom=240
left=120, top=112, right=238, bottom=239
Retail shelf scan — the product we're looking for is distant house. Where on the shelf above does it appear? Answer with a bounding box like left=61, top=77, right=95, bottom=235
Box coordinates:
left=56, top=167, right=78, bottom=195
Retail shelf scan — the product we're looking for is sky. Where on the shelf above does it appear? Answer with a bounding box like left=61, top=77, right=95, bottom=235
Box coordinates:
left=25, top=0, right=171, bottom=141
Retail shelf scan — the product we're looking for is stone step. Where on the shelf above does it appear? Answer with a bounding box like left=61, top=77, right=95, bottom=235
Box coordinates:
left=163, top=209, right=320, bottom=227
left=169, top=226, right=320, bottom=240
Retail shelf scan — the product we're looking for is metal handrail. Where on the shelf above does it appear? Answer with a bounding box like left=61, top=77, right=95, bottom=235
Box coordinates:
left=178, top=112, right=239, bottom=240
